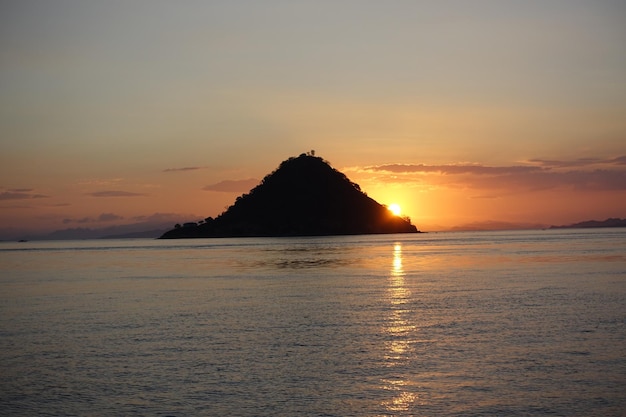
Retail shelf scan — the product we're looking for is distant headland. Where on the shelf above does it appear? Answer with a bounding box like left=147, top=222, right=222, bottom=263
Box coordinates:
left=549, top=217, right=626, bottom=229
left=160, top=153, right=419, bottom=238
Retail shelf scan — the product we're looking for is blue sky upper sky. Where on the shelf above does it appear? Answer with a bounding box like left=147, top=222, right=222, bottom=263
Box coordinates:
left=1, top=1, right=625, bottom=236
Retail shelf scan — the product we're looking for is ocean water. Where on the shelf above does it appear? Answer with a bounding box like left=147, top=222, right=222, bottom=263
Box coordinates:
left=0, top=229, right=625, bottom=416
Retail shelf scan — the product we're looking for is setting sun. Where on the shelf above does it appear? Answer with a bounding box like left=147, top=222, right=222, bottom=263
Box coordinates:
left=388, top=204, right=401, bottom=216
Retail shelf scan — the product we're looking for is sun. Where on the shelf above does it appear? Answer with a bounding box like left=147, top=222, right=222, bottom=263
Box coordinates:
left=388, top=203, right=401, bottom=216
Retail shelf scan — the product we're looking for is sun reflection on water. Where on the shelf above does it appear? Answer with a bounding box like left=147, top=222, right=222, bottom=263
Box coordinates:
left=392, top=244, right=403, bottom=276
left=381, top=243, right=418, bottom=413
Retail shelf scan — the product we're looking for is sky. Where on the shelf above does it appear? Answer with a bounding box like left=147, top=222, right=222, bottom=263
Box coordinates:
left=1, top=0, right=625, bottom=238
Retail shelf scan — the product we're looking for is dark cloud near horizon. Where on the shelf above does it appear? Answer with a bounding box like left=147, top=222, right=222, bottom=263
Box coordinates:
left=203, top=178, right=259, bottom=192
left=469, top=169, right=626, bottom=192
left=368, top=163, right=542, bottom=176
left=0, top=204, right=36, bottom=209
left=88, top=190, right=146, bottom=197
left=63, top=217, right=92, bottom=224
left=527, top=156, right=626, bottom=168
left=163, top=166, right=205, bottom=173
left=611, top=156, right=626, bottom=165
left=365, top=158, right=626, bottom=191
left=0, top=190, right=49, bottom=200
left=558, top=169, right=626, bottom=191
left=98, top=213, right=124, bottom=222
left=368, top=156, right=626, bottom=174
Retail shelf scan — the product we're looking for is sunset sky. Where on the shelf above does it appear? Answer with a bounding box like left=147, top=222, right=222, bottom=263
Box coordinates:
left=1, top=1, right=625, bottom=238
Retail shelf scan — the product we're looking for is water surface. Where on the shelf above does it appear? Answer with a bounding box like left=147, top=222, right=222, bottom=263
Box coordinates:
left=1, top=229, right=625, bottom=416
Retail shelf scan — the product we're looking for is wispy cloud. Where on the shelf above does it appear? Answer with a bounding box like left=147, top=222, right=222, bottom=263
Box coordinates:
left=203, top=178, right=259, bottom=192
left=63, top=217, right=92, bottom=224
left=88, top=191, right=146, bottom=197
left=0, top=189, right=50, bottom=200
left=525, top=156, right=626, bottom=168
left=77, top=178, right=124, bottom=186
left=610, top=156, right=626, bottom=165
left=98, top=213, right=124, bottom=222
left=367, top=163, right=542, bottom=176
left=163, top=166, right=206, bottom=173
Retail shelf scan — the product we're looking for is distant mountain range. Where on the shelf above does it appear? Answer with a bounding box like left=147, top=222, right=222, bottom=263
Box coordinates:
left=161, top=153, right=419, bottom=238
left=449, top=220, right=548, bottom=232
left=18, top=221, right=173, bottom=241
left=449, top=218, right=626, bottom=232
left=549, top=217, right=626, bottom=229
left=19, top=216, right=621, bottom=241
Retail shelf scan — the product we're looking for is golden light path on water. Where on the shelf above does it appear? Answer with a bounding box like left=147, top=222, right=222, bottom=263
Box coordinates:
left=381, top=243, right=418, bottom=413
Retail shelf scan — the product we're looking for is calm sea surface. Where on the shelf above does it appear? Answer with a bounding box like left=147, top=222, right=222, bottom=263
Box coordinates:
left=1, top=229, right=625, bottom=416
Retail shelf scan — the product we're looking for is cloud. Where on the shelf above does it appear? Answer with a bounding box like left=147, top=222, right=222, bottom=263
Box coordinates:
left=98, top=213, right=124, bottom=222
left=0, top=204, right=36, bottom=209
left=553, top=169, right=626, bottom=191
left=88, top=191, right=146, bottom=197
left=367, top=156, right=626, bottom=175
left=366, top=163, right=542, bottom=176
left=465, top=169, right=626, bottom=192
left=527, top=156, right=626, bottom=168
left=359, top=158, right=626, bottom=192
left=0, top=192, right=32, bottom=201
left=63, top=217, right=92, bottom=224
left=163, top=166, right=206, bottom=172
left=0, top=190, right=49, bottom=200
left=203, top=178, right=259, bottom=192
left=610, top=156, right=626, bottom=165
left=77, top=178, right=124, bottom=186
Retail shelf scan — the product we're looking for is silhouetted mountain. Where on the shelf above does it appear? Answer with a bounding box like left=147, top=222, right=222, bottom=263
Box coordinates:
left=160, top=154, right=419, bottom=238
left=21, top=221, right=174, bottom=240
left=549, top=217, right=626, bottom=229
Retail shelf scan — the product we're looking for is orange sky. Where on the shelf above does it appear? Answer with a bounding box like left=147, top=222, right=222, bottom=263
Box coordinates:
left=1, top=2, right=625, bottom=238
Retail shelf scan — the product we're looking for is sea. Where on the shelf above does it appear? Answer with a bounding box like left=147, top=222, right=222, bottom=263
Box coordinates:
left=0, top=229, right=624, bottom=416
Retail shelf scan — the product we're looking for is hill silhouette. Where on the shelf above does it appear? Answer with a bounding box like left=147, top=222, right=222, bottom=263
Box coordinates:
left=160, top=153, right=419, bottom=238
left=549, top=217, right=626, bottom=229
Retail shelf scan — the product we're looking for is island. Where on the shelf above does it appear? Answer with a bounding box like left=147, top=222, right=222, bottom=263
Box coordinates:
left=160, top=153, right=419, bottom=238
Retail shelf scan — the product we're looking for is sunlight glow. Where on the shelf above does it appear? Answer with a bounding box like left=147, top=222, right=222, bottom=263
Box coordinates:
left=388, top=204, right=401, bottom=216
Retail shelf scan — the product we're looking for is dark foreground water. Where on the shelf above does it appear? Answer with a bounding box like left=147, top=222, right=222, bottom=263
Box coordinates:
left=1, top=229, right=625, bottom=416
